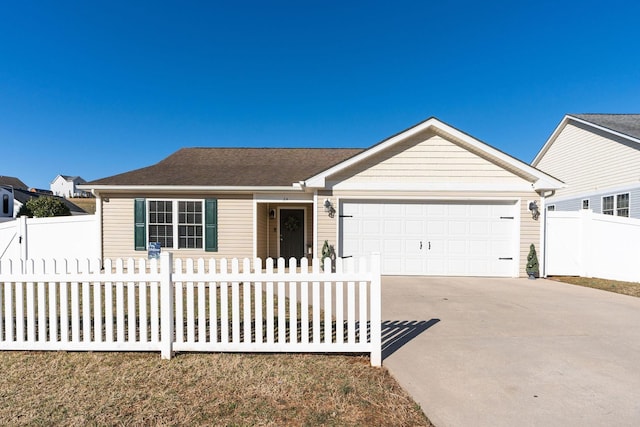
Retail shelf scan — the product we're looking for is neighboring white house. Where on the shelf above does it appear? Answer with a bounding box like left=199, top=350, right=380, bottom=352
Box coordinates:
left=50, top=175, right=89, bottom=198
left=532, top=114, right=640, bottom=218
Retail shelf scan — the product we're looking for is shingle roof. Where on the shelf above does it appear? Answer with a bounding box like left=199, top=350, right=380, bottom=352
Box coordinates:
left=87, top=148, right=365, bottom=186
left=570, top=114, right=640, bottom=141
left=0, top=176, right=28, bottom=190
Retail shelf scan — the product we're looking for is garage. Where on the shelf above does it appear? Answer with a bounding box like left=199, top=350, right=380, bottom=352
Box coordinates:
left=339, top=200, right=518, bottom=276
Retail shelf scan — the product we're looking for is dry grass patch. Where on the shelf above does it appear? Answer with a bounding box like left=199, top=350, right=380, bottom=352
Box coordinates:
left=68, top=197, right=96, bottom=214
left=550, top=276, right=640, bottom=298
left=0, top=351, right=431, bottom=426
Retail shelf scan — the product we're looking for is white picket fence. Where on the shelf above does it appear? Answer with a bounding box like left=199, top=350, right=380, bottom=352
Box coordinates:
left=0, top=253, right=382, bottom=366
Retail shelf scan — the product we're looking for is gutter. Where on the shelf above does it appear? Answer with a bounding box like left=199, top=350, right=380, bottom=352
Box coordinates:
left=79, top=185, right=309, bottom=196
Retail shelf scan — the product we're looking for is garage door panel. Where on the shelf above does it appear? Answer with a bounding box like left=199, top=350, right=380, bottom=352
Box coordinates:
left=361, top=239, right=381, bottom=254
left=340, top=201, right=517, bottom=276
left=426, top=220, right=446, bottom=234
left=449, top=221, right=468, bottom=235
left=405, top=219, right=424, bottom=235
left=469, top=221, right=490, bottom=235
left=383, top=219, right=402, bottom=234
left=362, top=220, right=382, bottom=234
left=448, top=240, right=467, bottom=255
left=383, top=204, right=403, bottom=216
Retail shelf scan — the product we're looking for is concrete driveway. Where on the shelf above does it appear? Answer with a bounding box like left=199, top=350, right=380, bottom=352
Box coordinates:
left=381, top=276, right=640, bottom=427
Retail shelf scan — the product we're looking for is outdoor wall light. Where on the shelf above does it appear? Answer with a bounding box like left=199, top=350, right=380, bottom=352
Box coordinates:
left=324, top=199, right=336, bottom=218
left=528, top=201, right=540, bottom=220
left=269, top=209, right=276, bottom=220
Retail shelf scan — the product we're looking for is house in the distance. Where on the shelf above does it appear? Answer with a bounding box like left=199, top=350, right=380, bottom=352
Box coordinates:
left=81, top=117, right=562, bottom=277
left=532, top=114, right=640, bottom=218
left=51, top=175, right=89, bottom=198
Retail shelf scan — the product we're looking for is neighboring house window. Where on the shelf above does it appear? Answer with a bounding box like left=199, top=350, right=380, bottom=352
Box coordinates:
left=582, top=199, right=589, bottom=210
left=547, top=205, right=555, bottom=211
left=617, top=193, right=629, bottom=217
left=134, top=198, right=218, bottom=251
left=602, top=193, right=629, bottom=217
left=602, top=196, right=614, bottom=215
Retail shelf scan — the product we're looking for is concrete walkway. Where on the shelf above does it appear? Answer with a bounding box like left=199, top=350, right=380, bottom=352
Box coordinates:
left=381, top=277, right=640, bottom=427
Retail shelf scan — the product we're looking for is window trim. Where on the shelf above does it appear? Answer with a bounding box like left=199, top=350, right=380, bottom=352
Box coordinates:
left=134, top=198, right=218, bottom=252
left=601, top=193, right=630, bottom=217
left=148, top=199, right=204, bottom=250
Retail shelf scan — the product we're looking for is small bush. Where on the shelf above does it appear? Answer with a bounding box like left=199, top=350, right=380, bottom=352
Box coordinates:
left=20, top=196, right=71, bottom=218
left=526, top=243, right=539, bottom=277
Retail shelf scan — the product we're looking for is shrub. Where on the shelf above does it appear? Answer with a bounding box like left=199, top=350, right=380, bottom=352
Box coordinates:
left=20, top=196, right=71, bottom=218
left=526, top=243, right=539, bottom=277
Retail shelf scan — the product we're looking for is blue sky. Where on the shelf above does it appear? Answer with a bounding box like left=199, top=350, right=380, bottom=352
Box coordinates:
left=1, top=1, right=639, bottom=190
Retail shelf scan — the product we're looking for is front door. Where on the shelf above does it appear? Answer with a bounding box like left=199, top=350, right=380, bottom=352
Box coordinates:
left=280, top=209, right=305, bottom=261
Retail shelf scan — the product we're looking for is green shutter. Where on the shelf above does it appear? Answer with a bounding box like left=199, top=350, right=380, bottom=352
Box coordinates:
left=205, top=198, right=218, bottom=252
left=134, top=198, right=146, bottom=251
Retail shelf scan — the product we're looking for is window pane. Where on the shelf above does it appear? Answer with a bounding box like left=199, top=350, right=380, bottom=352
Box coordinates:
left=617, top=193, right=629, bottom=217
left=582, top=199, right=589, bottom=209
left=149, top=201, right=174, bottom=247
left=602, top=196, right=614, bottom=215
left=178, top=201, right=203, bottom=248
left=547, top=205, right=555, bottom=211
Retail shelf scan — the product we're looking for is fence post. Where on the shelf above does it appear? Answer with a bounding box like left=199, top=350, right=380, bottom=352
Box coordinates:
left=369, top=252, right=382, bottom=367
left=160, top=252, right=174, bottom=359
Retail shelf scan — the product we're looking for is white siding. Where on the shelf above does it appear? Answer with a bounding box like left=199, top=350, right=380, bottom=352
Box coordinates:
left=102, top=194, right=253, bottom=260
left=536, top=122, right=640, bottom=200
left=330, top=131, right=529, bottom=187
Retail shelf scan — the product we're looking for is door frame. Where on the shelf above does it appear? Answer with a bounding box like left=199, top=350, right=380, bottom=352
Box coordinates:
left=277, top=206, right=308, bottom=260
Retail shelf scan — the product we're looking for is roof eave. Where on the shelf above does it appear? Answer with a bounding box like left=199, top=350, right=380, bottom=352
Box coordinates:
left=79, top=184, right=307, bottom=195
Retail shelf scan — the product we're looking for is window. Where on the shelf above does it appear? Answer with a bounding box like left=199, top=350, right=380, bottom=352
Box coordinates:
left=602, top=193, right=629, bottom=217
left=547, top=205, right=555, bottom=211
left=602, top=196, right=614, bottom=215
left=135, top=198, right=217, bottom=251
left=149, top=201, right=174, bottom=247
left=617, top=193, right=629, bottom=217
left=582, top=199, right=589, bottom=210
left=178, top=201, right=203, bottom=249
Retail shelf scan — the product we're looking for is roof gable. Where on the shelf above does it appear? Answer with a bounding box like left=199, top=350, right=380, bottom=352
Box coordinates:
left=532, top=114, right=640, bottom=166
left=306, top=117, right=563, bottom=191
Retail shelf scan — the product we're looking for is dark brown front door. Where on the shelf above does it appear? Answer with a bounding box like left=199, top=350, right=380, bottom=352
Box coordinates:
left=280, top=209, right=305, bottom=261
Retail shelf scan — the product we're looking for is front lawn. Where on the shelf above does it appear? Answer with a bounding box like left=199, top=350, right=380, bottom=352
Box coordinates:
left=550, top=276, right=640, bottom=298
left=0, top=351, right=432, bottom=426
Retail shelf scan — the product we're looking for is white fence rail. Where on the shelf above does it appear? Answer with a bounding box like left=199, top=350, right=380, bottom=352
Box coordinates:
left=0, top=253, right=382, bottom=366
left=0, top=215, right=99, bottom=262
left=545, top=210, right=640, bottom=282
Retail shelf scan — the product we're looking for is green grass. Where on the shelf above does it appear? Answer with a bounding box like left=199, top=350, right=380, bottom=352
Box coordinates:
left=549, top=276, right=640, bottom=298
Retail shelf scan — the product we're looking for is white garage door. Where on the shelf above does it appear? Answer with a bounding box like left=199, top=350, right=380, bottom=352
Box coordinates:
left=340, top=201, right=517, bottom=276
